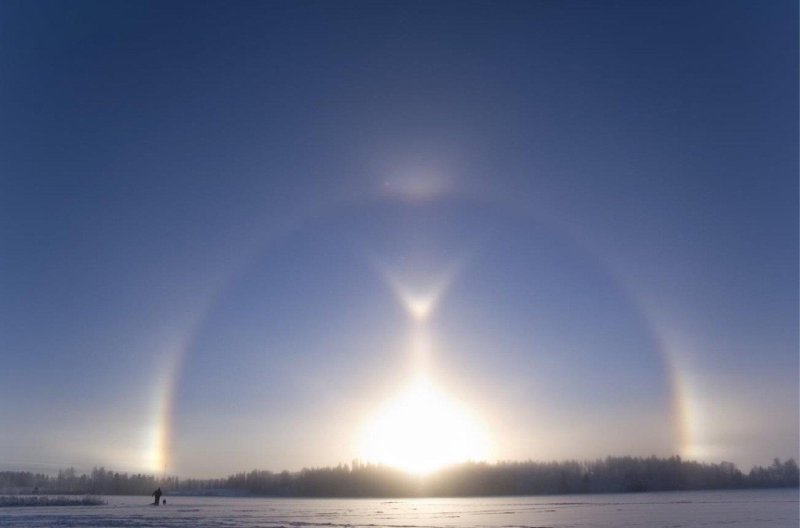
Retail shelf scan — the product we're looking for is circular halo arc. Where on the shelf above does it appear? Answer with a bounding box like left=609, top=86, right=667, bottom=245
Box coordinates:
left=147, top=190, right=697, bottom=473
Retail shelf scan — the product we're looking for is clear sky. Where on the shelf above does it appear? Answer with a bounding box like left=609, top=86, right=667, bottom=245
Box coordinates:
left=1, top=0, right=797, bottom=478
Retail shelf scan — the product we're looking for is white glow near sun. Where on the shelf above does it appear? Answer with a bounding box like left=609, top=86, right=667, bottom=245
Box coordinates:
left=404, top=293, right=437, bottom=320
left=359, top=377, right=490, bottom=474
left=382, top=270, right=454, bottom=322
left=381, top=167, right=454, bottom=203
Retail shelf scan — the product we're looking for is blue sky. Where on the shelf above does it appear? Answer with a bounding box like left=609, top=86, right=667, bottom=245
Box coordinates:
left=0, top=1, right=796, bottom=477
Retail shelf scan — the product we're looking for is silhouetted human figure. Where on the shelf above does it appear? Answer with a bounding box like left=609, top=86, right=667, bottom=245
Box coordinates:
left=152, top=487, right=162, bottom=506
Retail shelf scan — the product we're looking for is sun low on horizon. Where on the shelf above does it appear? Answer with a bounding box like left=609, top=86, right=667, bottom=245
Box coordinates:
left=357, top=375, right=491, bottom=475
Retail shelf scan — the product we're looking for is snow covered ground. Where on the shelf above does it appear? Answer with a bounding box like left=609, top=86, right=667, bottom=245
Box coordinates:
left=0, top=489, right=797, bottom=527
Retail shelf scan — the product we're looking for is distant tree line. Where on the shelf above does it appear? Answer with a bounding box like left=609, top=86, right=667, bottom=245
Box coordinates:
left=423, top=457, right=799, bottom=496
left=1, top=457, right=797, bottom=497
left=0, top=467, right=177, bottom=496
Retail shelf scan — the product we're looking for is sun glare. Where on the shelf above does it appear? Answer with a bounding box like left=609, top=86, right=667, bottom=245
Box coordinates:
left=358, top=377, right=490, bottom=474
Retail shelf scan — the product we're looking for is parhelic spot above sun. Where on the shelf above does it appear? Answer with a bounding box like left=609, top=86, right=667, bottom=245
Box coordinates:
left=358, top=377, right=490, bottom=475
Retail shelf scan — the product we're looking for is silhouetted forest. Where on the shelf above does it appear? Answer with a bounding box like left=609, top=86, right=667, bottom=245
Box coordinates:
left=1, top=457, right=797, bottom=497
left=0, top=467, right=178, bottom=496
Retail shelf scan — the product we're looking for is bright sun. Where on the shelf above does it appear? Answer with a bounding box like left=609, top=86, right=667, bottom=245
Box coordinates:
left=358, top=377, right=490, bottom=474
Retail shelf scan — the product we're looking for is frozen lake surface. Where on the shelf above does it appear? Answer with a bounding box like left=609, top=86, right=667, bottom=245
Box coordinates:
left=1, top=489, right=797, bottom=527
